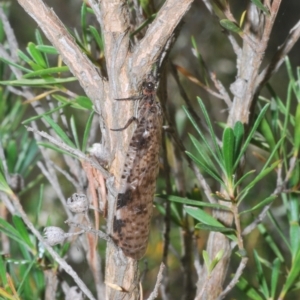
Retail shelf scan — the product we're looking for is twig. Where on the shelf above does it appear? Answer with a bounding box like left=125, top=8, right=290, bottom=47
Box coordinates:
left=0, top=7, right=19, bottom=61
left=37, top=161, right=73, bottom=219
left=8, top=192, right=96, bottom=300
left=210, top=72, right=232, bottom=108
left=257, top=19, right=300, bottom=89
left=65, top=220, right=111, bottom=243
left=25, top=125, right=110, bottom=178
left=50, top=161, right=81, bottom=191
left=242, top=161, right=294, bottom=237
left=146, top=263, right=165, bottom=300
left=218, top=257, right=248, bottom=299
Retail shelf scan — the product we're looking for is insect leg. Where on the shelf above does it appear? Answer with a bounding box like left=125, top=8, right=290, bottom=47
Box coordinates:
left=111, top=116, right=138, bottom=131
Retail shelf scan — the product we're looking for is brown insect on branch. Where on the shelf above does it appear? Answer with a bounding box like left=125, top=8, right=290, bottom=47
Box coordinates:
left=15, top=0, right=193, bottom=299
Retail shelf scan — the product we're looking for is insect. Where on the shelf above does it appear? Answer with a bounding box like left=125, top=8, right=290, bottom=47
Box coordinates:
left=111, top=75, right=163, bottom=259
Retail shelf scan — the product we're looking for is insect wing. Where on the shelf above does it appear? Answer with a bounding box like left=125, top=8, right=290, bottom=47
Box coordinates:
left=112, top=100, right=162, bottom=259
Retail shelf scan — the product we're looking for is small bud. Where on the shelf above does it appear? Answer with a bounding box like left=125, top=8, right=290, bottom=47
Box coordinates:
left=67, top=193, right=89, bottom=213
left=9, top=174, right=24, bottom=193
left=88, top=143, right=110, bottom=166
left=65, top=286, right=83, bottom=300
left=44, top=226, right=66, bottom=246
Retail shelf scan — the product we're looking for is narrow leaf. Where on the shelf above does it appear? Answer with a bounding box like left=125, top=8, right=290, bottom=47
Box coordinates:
left=27, top=42, right=47, bottom=68
left=220, top=19, right=243, bottom=34
left=0, top=57, right=32, bottom=73
left=197, top=98, right=223, bottom=163
left=239, top=195, right=277, bottom=215
left=234, top=104, right=270, bottom=170
left=253, top=250, right=270, bottom=298
left=236, top=277, right=264, bottom=300
left=70, top=116, right=80, bottom=149
left=222, top=127, right=235, bottom=179
left=251, top=0, right=270, bottom=15
left=185, top=207, right=236, bottom=241
left=0, top=77, right=77, bottom=86
left=259, top=118, right=278, bottom=159
left=22, top=66, right=69, bottom=78
left=35, top=45, right=59, bottom=55
left=43, top=115, right=75, bottom=148
left=233, top=121, right=244, bottom=159
left=22, top=103, right=70, bottom=125
left=294, top=103, right=300, bottom=154
left=280, top=248, right=300, bottom=298
left=186, top=152, right=224, bottom=185
left=270, top=258, right=281, bottom=298
left=158, top=194, right=230, bottom=210
left=12, top=216, right=34, bottom=249
left=82, top=111, right=95, bottom=152
left=195, top=223, right=235, bottom=233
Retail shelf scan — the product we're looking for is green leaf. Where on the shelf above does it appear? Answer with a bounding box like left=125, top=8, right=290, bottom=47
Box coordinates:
left=0, top=254, right=7, bottom=286
left=89, top=26, right=104, bottom=50
left=130, top=13, right=157, bottom=37
left=280, top=248, right=300, bottom=298
left=253, top=250, right=270, bottom=298
left=294, top=103, right=300, bottom=154
left=258, top=223, right=284, bottom=262
left=234, top=104, right=270, bottom=170
left=35, top=29, right=49, bottom=67
left=238, top=161, right=280, bottom=203
left=289, top=196, right=300, bottom=259
left=239, top=195, right=277, bottom=215
left=222, top=127, right=235, bottom=180
left=74, top=96, right=93, bottom=110
left=52, top=94, right=92, bottom=110
left=23, top=103, right=70, bottom=125
left=17, top=49, right=34, bottom=64
left=197, top=98, right=223, bottom=163
left=250, top=0, right=270, bottom=15
left=70, top=116, right=80, bottom=149
left=195, top=223, right=235, bottom=234
left=189, top=134, right=220, bottom=175
left=186, top=151, right=224, bottom=185
left=234, top=169, right=256, bottom=188
left=81, top=2, right=88, bottom=46
left=0, top=56, right=32, bottom=73
left=43, top=115, right=75, bottom=148
left=184, top=107, right=222, bottom=168
left=260, top=118, right=278, bottom=159
left=35, top=45, right=59, bottom=55
left=0, top=169, right=12, bottom=194
left=233, top=121, right=244, bottom=159
left=82, top=111, right=95, bottom=152
left=35, top=184, right=44, bottom=225
left=236, top=277, right=265, bottom=300
left=17, top=257, right=36, bottom=295
left=268, top=211, right=291, bottom=254
left=270, top=258, right=281, bottom=298
left=27, top=42, right=47, bottom=68
left=159, top=194, right=230, bottom=210
left=210, top=249, right=224, bottom=272
left=38, top=142, right=78, bottom=159
left=220, top=19, right=243, bottom=34
left=155, top=202, right=182, bottom=227
left=0, top=77, right=77, bottom=86
left=185, top=207, right=237, bottom=241
left=202, top=250, right=210, bottom=272
left=12, top=216, right=34, bottom=249
left=22, top=66, right=69, bottom=78
left=236, top=277, right=264, bottom=300
left=0, top=218, right=28, bottom=246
